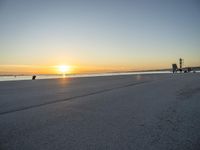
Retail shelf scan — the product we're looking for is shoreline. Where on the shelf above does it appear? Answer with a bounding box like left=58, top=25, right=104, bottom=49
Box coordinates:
left=0, top=71, right=172, bottom=82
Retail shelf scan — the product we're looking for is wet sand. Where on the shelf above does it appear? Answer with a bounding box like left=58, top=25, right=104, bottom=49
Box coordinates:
left=0, top=73, right=200, bottom=150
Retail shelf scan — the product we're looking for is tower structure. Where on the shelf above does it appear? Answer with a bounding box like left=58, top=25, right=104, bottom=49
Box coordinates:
left=179, top=58, right=183, bottom=69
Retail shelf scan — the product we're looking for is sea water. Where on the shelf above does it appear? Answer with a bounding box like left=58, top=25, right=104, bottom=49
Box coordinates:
left=0, top=71, right=173, bottom=82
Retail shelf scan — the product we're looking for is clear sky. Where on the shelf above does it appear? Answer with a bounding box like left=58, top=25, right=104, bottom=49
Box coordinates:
left=0, top=0, right=200, bottom=74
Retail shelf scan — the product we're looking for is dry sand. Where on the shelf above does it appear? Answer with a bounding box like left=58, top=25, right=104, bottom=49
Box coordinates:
left=0, top=73, right=200, bottom=150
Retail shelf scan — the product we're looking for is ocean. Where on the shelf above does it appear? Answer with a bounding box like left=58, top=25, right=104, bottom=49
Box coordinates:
left=0, top=71, right=172, bottom=82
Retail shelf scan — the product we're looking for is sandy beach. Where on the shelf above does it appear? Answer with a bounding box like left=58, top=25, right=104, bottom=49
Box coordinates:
left=0, top=73, right=200, bottom=150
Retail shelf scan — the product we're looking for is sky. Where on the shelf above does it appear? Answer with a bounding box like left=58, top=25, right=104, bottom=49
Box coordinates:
left=0, top=0, right=200, bottom=74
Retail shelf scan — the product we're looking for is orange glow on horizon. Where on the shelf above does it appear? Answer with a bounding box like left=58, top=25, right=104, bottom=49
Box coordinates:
left=57, top=65, right=71, bottom=74
left=0, top=59, right=195, bottom=75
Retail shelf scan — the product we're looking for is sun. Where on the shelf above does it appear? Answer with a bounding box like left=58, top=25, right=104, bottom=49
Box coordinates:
left=58, top=65, right=70, bottom=74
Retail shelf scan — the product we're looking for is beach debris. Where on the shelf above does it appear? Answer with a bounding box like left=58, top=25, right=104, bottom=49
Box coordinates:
left=32, top=75, right=36, bottom=80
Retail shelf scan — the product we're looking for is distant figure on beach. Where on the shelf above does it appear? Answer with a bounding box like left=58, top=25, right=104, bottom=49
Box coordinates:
left=32, top=75, right=36, bottom=80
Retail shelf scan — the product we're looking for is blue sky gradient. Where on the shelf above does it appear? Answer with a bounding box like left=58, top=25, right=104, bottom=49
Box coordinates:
left=0, top=0, right=199, bottom=74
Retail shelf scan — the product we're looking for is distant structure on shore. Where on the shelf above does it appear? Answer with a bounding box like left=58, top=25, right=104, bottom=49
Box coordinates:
left=179, top=58, right=183, bottom=70
left=172, top=58, right=193, bottom=73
